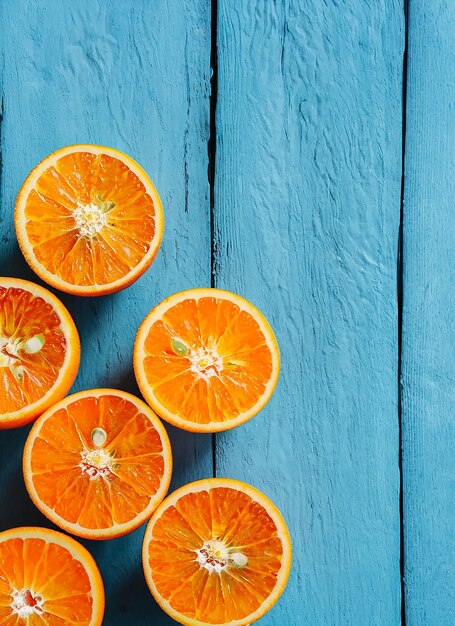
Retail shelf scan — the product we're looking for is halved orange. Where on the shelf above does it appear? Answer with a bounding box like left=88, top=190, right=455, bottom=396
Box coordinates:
left=15, top=145, right=164, bottom=296
left=0, top=277, right=80, bottom=429
left=0, top=526, right=104, bottom=625
left=142, top=478, right=292, bottom=626
left=23, top=389, right=173, bottom=539
left=133, top=288, right=280, bottom=432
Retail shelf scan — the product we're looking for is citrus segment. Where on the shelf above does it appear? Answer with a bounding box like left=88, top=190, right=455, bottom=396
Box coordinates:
left=134, top=289, right=280, bottom=432
left=23, top=389, right=172, bottom=539
left=0, top=277, right=80, bottom=428
left=142, top=478, right=291, bottom=626
left=0, top=527, right=104, bottom=625
left=15, top=145, right=163, bottom=296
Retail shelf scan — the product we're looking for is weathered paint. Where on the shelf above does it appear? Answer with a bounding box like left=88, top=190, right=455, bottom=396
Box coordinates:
left=214, top=1, right=403, bottom=624
left=402, top=2, right=455, bottom=624
left=0, top=2, right=211, bottom=624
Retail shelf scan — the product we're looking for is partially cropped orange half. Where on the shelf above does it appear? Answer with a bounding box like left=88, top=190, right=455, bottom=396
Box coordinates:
left=142, top=478, right=292, bottom=626
left=0, top=277, right=80, bottom=429
left=0, top=526, right=104, bottom=625
left=15, top=145, right=164, bottom=296
left=134, top=288, right=280, bottom=432
left=23, top=389, right=173, bottom=539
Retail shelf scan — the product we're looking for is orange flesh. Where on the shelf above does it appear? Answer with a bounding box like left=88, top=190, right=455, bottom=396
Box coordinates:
left=142, top=297, right=273, bottom=424
left=146, top=487, right=284, bottom=624
left=0, top=537, right=94, bottom=625
left=24, top=152, right=156, bottom=287
left=0, top=287, right=66, bottom=414
left=29, top=395, right=166, bottom=530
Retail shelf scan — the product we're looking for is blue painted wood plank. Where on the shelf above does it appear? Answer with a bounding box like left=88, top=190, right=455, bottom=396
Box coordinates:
left=402, top=3, right=455, bottom=624
left=214, top=2, right=404, bottom=623
left=0, top=2, right=211, bottom=624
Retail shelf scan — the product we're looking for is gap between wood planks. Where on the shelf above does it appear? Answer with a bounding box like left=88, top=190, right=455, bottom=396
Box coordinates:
left=399, top=1, right=409, bottom=624
left=0, top=98, right=3, bottom=194
left=208, top=0, right=218, bottom=479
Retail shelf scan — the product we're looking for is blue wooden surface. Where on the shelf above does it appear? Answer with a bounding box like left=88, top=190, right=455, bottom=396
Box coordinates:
left=402, top=2, right=455, bottom=624
left=0, top=2, right=211, bottom=624
left=0, top=1, right=454, bottom=625
left=214, top=2, right=403, bottom=624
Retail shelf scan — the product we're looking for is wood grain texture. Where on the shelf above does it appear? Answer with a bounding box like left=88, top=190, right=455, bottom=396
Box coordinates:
left=214, top=1, right=404, bottom=623
left=402, top=2, right=455, bottom=624
left=0, top=2, right=211, bottom=624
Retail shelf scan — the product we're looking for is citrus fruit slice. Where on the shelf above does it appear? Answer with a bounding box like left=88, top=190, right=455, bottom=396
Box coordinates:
left=23, top=389, right=173, bottom=539
left=15, top=144, right=164, bottom=296
left=142, top=478, right=292, bottom=626
left=0, top=526, right=104, bottom=625
left=0, top=277, right=80, bottom=429
left=133, top=288, right=280, bottom=432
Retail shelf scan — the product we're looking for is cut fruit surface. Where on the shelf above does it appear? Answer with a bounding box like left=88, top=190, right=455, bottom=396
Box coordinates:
left=0, top=277, right=80, bottom=429
left=0, top=526, right=104, bottom=625
left=142, top=478, right=292, bottom=626
left=133, top=288, right=280, bottom=432
left=23, top=389, right=173, bottom=539
left=15, top=145, right=163, bottom=296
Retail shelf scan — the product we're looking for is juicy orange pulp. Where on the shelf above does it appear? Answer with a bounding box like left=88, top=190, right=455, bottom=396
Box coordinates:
left=0, top=527, right=104, bottom=625
left=134, top=289, right=280, bottom=432
left=23, top=390, right=172, bottom=539
left=15, top=146, right=163, bottom=295
left=25, top=152, right=155, bottom=286
left=143, top=479, right=291, bottom=626
left=0, top=286, right=66, bottom=414
left=0, top=279, right=79, bottom=428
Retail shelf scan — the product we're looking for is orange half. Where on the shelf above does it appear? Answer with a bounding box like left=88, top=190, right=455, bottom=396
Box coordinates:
left=142, top=478, right=292, bottom=626
left=23, top=389, right=173, bottom=539
left=0, top=526, right=104, bottom=625
left=133, top=288, right=280, bottom=432
left=15, top=145, right=164, bottom=296
left=0, top=277, right=80, bottom=429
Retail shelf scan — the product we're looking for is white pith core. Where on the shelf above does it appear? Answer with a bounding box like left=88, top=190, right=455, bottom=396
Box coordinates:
left=171, top=337, right=224, bottom=380
left=190, top=347, right=223, bottom=379
left=11, top=589, right=45, bottom=618
left=0, top=334, right=45, bottom=381
left=73, top=202, right=109, bottom=238
left=79, top=446, right=114, bottom=480
left=195, top=540, right=248, bottom=574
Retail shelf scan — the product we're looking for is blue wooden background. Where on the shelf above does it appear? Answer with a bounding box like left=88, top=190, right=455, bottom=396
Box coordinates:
left=0, top=1, right=453, bottom=625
